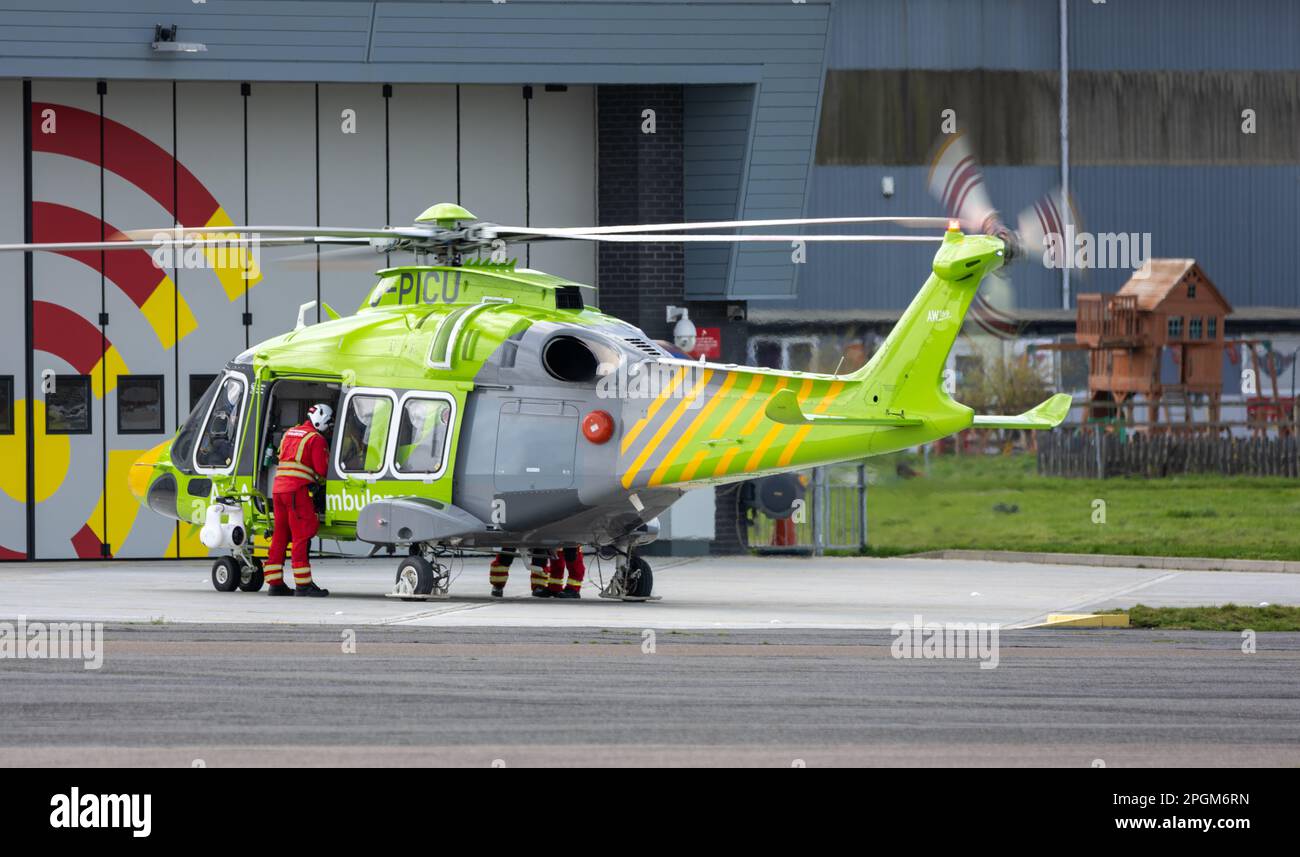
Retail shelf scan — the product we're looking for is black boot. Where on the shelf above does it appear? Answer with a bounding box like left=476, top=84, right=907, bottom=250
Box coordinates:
left=491, top=586, right=504, bottom=598
left=267, top=584, right=295, bottom=597
left=552, top=589, right=581, bottom=600
left=296, top=581, right=330, bottom=597
left=531, top=586, right=551, bottom=598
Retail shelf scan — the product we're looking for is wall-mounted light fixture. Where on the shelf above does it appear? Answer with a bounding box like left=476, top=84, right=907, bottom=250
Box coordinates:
left=152, top=25, right=207, bottom=54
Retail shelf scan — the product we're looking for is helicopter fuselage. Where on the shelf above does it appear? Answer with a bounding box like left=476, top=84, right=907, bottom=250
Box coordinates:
left=128, top=228, right=1066, bottom=556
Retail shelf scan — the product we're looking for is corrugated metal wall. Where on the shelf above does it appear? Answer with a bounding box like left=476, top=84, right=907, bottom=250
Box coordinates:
left=1068, top=0, right=1300, bottom=307
left=684, top=84, right=755, bottom=300
left=0, top=0, right=834, bottom=301
left=791, top=0, right=1300, bottom=314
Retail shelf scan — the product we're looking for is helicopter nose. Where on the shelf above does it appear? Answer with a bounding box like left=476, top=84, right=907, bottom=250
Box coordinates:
left=128, top=440, right=171, bottom=505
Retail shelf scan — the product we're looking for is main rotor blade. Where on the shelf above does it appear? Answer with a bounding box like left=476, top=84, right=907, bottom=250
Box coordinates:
left=519, top=232, right=945, bottom=244
left=273, top=244, right=393, bottom=272
left=0, top=236, right=344, bottom=253
left=497, top=216, right=951, bottom=236
left=119, top=225, right=431, bottom=241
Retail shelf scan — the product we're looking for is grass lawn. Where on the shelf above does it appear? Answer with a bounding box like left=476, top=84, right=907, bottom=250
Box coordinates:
left=1101, top=604, right=1300, bottom=632
left=861, top=453, right=1300, bottom=562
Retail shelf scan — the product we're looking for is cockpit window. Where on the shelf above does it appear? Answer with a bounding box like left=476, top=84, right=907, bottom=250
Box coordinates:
left=393, top=397, right=452, bottom=477
left=338, top=393, right=394, bottom=476
left=195, top=375, right=247, bottom=471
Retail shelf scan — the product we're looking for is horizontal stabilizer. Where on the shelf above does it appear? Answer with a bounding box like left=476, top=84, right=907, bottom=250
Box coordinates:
left=971, top=393, right=1072, bottom=430
left=765, top=388, right=922, bottom=427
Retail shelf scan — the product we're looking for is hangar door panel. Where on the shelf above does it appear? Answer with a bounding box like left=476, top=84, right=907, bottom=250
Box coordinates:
left=246, top=83, right=317, bottom=348
left=0, top=81, right=25, bottom=559
left=102, top=81, right=179, bottom=559
left=175, top=81, right=251, bottom=557
left=528, top=86, right=596, bottom=286
left=30, top=80, right=106, bottom=559
left=460, top=86, right=526, bottom=262
left=319, top=84, right=387, bottom=318
left=387, top=84, right=457, bottom=254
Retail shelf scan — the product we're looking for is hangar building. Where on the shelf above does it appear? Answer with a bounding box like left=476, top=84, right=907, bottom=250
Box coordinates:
left=0, top=0, right=1295, bottom=560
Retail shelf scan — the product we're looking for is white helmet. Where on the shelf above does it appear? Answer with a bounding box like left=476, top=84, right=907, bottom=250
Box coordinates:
left=308, top=403, right=334, bottom=432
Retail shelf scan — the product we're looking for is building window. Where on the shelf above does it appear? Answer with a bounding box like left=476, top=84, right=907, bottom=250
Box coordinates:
left=0, top=376, right=12, bottom=435
left=748, top=336, right=819, bottom=371
left=1167, top=316, right=1183, bottom=339
left=189, top=374, right=218, bottom=415
left=118, top=375, right=165, bottom=434
left=1189, top=317, right=1202, bottom=340
left=1187, top=280, right=1196, bottom=298
left=338, top=392, right=394, bottom=476
left=46, top=375, right=92, bottom=435
left=393, top=396, right=453, bottom=478
left=1208, top=317, right=1217, bottom=339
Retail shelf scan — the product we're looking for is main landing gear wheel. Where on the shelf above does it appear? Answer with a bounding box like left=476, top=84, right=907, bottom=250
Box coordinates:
left=211, top=557, right=240, bottom=593
left=238, top=558, right=265, bottom=593
left=600, top=553, right=658, bottom=601
left=628, top=555, right=654, bottom=598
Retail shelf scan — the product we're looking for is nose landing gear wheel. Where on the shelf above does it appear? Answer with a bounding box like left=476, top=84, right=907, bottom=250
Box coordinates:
left=238, top=559, right=265, bottom=592
left=212, top=557, right=240, bottom=593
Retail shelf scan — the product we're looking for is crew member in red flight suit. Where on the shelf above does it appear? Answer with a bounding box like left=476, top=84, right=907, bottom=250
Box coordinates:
left=488, top=548, right=552, bottom=598
left=545, top=547, right=587, bottom=599
left=265, top=403, right=333, bottom=597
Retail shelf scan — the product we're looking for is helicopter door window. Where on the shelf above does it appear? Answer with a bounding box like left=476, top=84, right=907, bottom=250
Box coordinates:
left=194, top=374, right=247, bottom=473
left=392, top=395, right=454, bottom=480
left=337, top=391, right=395, bottom=478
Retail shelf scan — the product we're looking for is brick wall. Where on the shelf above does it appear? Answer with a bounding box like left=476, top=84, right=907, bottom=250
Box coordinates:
left=596, top=85, right=684, bottom=338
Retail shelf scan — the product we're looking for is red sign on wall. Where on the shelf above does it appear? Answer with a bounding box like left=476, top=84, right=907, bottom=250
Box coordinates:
left=691, top=326, right=722, bottom=360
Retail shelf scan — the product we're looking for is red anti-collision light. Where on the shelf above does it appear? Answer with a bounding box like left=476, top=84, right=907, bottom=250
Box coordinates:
left=582, top=410, right=615, bottom=444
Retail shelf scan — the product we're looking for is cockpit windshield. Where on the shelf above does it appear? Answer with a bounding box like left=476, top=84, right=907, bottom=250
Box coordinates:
left=195, top=375, right=247, bottom=471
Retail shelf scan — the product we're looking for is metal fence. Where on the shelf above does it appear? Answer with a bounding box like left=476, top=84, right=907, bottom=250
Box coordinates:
left=749, top=463, right=868, bottom=554
left=1038, top=428, right=1300, bottom=478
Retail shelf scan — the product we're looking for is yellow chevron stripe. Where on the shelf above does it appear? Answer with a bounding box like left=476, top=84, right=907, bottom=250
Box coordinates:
left=678, top=448, right=711, bottom=483
left=709, top=373, right=765, bottom=439
left=776, top=381, right=846, bottom=467
left=620, top=366, right=689, bottom=454
left=738, top=377, right=787, bottom=436
left=622, top=369, right=713, bottom=488
left=743, top=379, right=813, bottom=472
left=648, top=370, right=738, bottom=486
left=711, top=376, right=785, bottom=478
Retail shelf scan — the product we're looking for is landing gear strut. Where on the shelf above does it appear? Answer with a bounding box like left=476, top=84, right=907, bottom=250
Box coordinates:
left=389, top=545, right=451, bottom=601
left=599, top=550, right=657, bottom=601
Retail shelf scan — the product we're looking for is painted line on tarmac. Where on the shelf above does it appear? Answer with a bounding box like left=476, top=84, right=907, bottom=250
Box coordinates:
left=1010, top=571, right=1181, bottom=629
left=378, top=602, right=497, bottom=625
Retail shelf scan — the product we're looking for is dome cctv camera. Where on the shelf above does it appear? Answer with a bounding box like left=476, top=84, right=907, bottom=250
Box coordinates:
left=667, top=305, right=697, bottom=353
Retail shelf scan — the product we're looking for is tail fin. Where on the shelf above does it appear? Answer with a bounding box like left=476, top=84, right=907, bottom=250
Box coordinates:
left=844, top=230, right=1005, bottom=432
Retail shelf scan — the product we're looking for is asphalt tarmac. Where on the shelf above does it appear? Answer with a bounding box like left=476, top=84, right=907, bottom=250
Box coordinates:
left=3, top=554, right=1298, bottom=629
left=2, top=556, right=1297, bottom=766
left=0, top=625, right=1297, bottom=767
